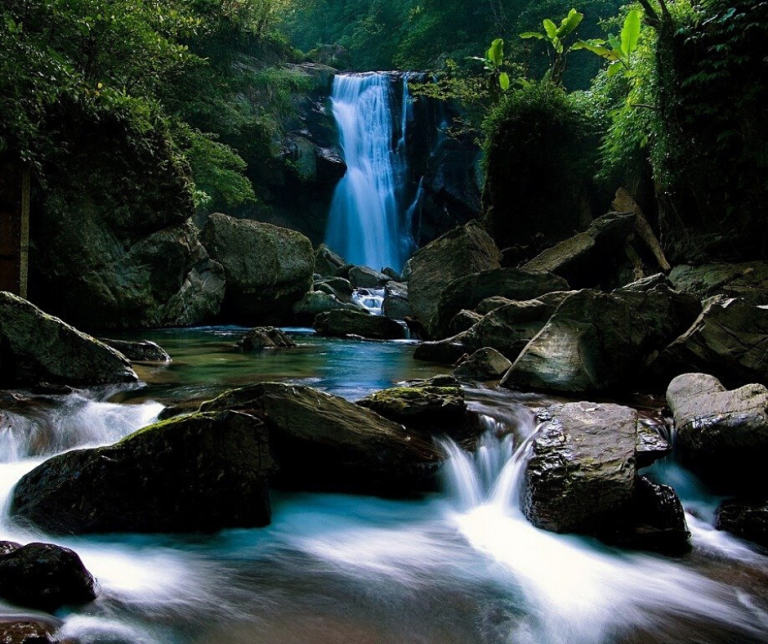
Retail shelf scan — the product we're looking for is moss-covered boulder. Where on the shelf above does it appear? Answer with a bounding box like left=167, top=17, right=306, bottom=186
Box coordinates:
left=236, top=327, right=296, bottom=351
left=313, top=310, right=406, bottom=340
left=11, top=411, right=275, bottom=535
left=0, top=292, right=138, bottom=388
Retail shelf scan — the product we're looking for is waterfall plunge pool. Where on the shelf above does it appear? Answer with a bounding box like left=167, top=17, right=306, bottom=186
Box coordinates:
left=2, top=327, right=768, bottom=644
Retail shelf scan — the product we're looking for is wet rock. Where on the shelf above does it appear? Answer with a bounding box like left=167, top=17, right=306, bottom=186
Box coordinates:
left=413, top=337, right=471, bottom=365
left=200, top=383, right=442, bottom=496
left=408, top=221, right=501, bottom=338
left=716, top=500, right=768, bottom=548
left=666, top=373, right=768, bottom=491
left=0, top=542, right=98, bottom=612
left=434, top=268, right=569, bottom=338
left=236, top=327, right=296, bottom=351
left=636, top=421, right=672, bottom=469
left=313, top=310, right=406, bottom=340
left=293, top=291, right=361, bottom=320
left=99, top=338, right=170, bottom=363
left=0, top=292, right=138, bottom=388
left=475, top=296, right=514, bottom=315
left=0, top=619, right=61, bottom=644
left=314, top=244, right=346, bottom=277
left=669, top=262, right=768, bottom=306
left=621, top=477, right=690, bottom=554
left=348, top=266, right=390, bottom=289
left=382, top=282, right=411, bottom=320
left=447, top=310, right=483, bottom=336
left=383, top=268, right=403, bottom=282
left=502, top=287, right=701, bottom=393
left=11, top=411, right=276, bottom=535
left=201, top=213, right=314, bottom=325
left=454, top=348, right=512, bottom=381
left=314, top=276, right=354, bottom=302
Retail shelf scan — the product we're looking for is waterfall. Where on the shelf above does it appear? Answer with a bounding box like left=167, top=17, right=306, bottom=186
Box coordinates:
left=324, top=73, right=412, bottom=272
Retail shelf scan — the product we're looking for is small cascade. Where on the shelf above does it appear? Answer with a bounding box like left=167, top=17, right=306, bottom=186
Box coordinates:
left=352, top=287, right=385, bottom=316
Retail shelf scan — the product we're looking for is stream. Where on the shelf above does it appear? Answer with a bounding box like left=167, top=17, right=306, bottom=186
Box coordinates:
left=2, top=327, right=768, bottom=643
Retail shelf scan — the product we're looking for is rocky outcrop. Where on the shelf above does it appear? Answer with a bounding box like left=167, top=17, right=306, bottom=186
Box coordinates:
left=313, top=310, right=406, bottom=340
left=666, top=373, right=768, bottom=491
left=236, top=327, right=296, bottom=351
left=349, top=266, right=390, bottom=288
left=100, top=338, right=171, bottom=363
left=0, top=292, right=138, bottom=388
left=454, top=348, right=512, bottom=381
left=11, top=411, right=276, bottom=534
left=716, top=500, right=768, bottom=548
left=382, top=282, right=411, bottom=320
left=502, top=287, right=701, bottom=393
left=201, top=213, right=314, bottom=325
left=0, top=541, right=98, bottom=612
left=314, top=244, right=347, bottom=277
left=408, top=221, right=501, bottom=338
left=669, top=262, right=768, bottom=306
left=200, top=383, right=442, bottom=495
left=434, top=268, right=569, bottom=337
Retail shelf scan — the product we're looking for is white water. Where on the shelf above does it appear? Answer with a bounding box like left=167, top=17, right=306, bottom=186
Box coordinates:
left=324, top=73, right=412, bottom=272
left=352, top=287, right=385, bottom=316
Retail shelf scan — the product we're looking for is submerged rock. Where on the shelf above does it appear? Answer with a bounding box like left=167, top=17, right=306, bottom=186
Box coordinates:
left=666, top=373, right=768, bottom=491
left=314, top=310, right=406, bottom=340
left=236, top=327, right=296, bottom=351
left=201, top=383, right=442, bottom=496
left=0, top=542, right=98, bottom=612
left=716, top=500, right=768, bottom=548
left=0, top=292, right=138, bottom=388
left=454, top=348, right=512, bottom=381
left=100, top=338, right=170, bottom=363
left=11, top=411, right=276, bottom=535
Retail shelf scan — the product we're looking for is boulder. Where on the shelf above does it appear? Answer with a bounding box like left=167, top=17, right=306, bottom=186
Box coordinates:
left=0, top=620, right=61, bottom=644
left=502, top=287, right=701, bottom=393
left=348, top=266, right=390, bottom=289
left=653, top=297, right=768, bottom=387
left=636, top=420, right=672, bottom=469
left=522, top=212, right=636, bottom=289
left=200, top=383, right=442, bottom=495
left=0, top=542, right=98, bottom=612
left=413, top=337, right=471, bottom=365
left=454, top=348, right=512, bottom=381
left=314, top=244, right=346, bottom=277
left=622, top=476, right=690, bottom=553
left=201, top=213, right=314, bottom=325
left=236, top=327, right=296, bottom=351
left=383, top=268, right=403, bottom=282
left=716, top=500, right=768, bottom=548
left=666, top=373, right=768, bottom=491
left=434, top=268, right=569, bottom=338
left=476, top=296, right=514, bottom=315
left=11, top=411, right=276, bottom=534
left=382, top=282, right=411, bottom=320
left=669, top=262, right=768, bottom=306
left=99, top=338, right=170, bottom=363
left=447, top=310, right=483, bottom=336
left=618, top=273, right=673, bottom=293
left=408, top=221, right=501, bottom=338
left=0, top=292, right=138, bottom=388
left=293, top=291, right=361, bottom=320
left=313, top=310, right=406, bottom=340
left=314, top=276, right=354, bottom=302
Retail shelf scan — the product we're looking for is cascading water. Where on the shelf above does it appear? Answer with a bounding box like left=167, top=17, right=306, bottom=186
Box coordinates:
left=324, top=73, right=413, bottom=272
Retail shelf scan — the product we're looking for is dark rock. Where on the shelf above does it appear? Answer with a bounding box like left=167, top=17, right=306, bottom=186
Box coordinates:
left=621, top=477, right=690, bottom=554
left=236, top=327, right=296, bottom=351
left=716, top=500, right=768, bottom=547
left=408, top=221, right=501, bottom=338
left=200, top=383, right=442, bottom=496
left=314, top=276, right=354, bottom=301
left=0, top=293, right=138, bottom=388
left=293, top=291, right=361, bottom=320
left=454, top=348, right=512, bottom=381
left=0, top=542, right=97, bottom=612
left=447, top=310, right=483, bottom=336
left=0, top=619, right=61, bottom=644
left=434, top=268, right=569, bottom=338
left=413, top=337, right=471, bottom=365
left=314, top=244, right=346, bottom=277
left=99, top=338, right=170, bottom=363
left=475, top=296, right=514, bottom=315
left=201, top=213, right=314, bottom=325
left=348, top=266, right=390, bottom=289
left=383, top=268, right=403, bottom=282
left=382, top=282, right=411, bottom=320
left=618, top=273, right=673, bottom=293
left=669, top=262, right=768, bottom=306
left=313, top=310, right=406, bottom=340
left=666, top=373, right=768, bottom=492
left=636, top=420, right=672, bottom=469
left=502, top=287, right=701, bottom=393
left=11, top=412, right=276, bottom=535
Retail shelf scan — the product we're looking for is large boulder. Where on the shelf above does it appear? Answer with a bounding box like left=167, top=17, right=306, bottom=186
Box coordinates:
left=0, top=542, right=98, bottom=612
left=236, top=327, right=296, bottom=351
left=666, top=373, right=768, bottom=491
left=413, top=337, right=471, bottom=365
left=348, top=266, right=389, bottom=289
left=0, top=292, right=138, bottom=388
left=313, top=310, right=406, bottom=340
left=293, top=291, right=361, bottom=320
left=201, top=213, right=314, bottom=325
left=447, top=310, right=483, bottom=336
left=669, top=262, right=768, bottom=306
left=653, top=297, right=768, bottom=387
left=454, top=348, right=512, bottom=381
left=11, top=411, right=276, bottom=535
left=502, top=287, right=701, bottom=393
left=382, top=282, right=411, bottom=320
left=200, top=383, right=442, bottom=496
left=100, top=338, right=170, bottom=363
left=408, top=221, right=501, bottom=338
left=314, top=244, right=346, bottom=277
left=434, top=268, right=569, bottom=338
left=716, top=500, right=768, bottom=548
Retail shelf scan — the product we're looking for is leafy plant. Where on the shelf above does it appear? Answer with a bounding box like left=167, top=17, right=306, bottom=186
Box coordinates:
left=470, top=38, right=512, bottom=91
left=520, top=8, right=584, bottom=84
left=573, top=8, right=643, bottom=77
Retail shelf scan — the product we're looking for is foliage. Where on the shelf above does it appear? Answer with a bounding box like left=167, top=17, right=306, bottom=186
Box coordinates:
left=573, top=7, right=643, bottom=77
left=520, top=8, right=584, bottom=84
left=469, top=39, right=512, bottom=91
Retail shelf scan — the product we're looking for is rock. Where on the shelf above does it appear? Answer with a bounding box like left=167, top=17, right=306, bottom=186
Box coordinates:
left=236, top=327, right=296, bottom=351
left=293, top=291, right=361, bottom=320
left=447, top=310, right=483, bottom=336
left=314, top=276, right=354, bottom=302
left=434, top=268, right=570, bottom=337
left=653, top=297, right=768, bottom=387
left=314, top=244, right=347, bottom=277
left=0, top=620, right=61, bottom=644
left=622, top=476, right=690, bottom=554
left=383, top=268, right=403, bottom=282
left=618, top=273, right=673, bottom=293
left=0, top=292, right=138, bottom=388
left=0, top=542, right=98, bottom=612
left=475, top=296, right=514, bottom=315
left=382, top=282, right=411, bottom=320
left=357, top=376, right=482, bottom=441
left=200, top=383, right=442, bottom=495
left=669, top=262, right=768, bottom=306
left=11, top=411, right=276, bottom=534
left=636, top=420, right=672, bottom=469
left=201, top=213, right=314, bottom=325
left=313, top=310, right=406, bottom=340
left=413, top=337, right=471, bottom=365
left=99, top=338, right=170, bottom=363
left=666, top=373, right=768, bottom=491
left=348, top=266, right=390, bottom=289
left=522, top=212, right=636, bottom=288
left=454, top=348, right=512, bottom=381
left=716, top=500, right=768, bottom=548
left=408, top=221, right=501, bottom=338
left=502, top=287, right=701, bottom=393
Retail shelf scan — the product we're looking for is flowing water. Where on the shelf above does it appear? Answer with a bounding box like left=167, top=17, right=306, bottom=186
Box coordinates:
left=2, top=327, right=768, bottom=643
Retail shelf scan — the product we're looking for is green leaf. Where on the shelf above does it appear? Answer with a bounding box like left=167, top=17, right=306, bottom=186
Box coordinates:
left=607, top=61, right=624, bottom=77
left=543, top=19, right=558, bottom=40
left=573, top=40, right=617, bottom=60
left=486, top=38, right=504, bottom=67
left=621, top=8, right=642, bottom=56
left=557, top=9, right=584, bottom=39
left=498, top=72, right=510, bottom=91
left=520, top=32, right=545, bottom=40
